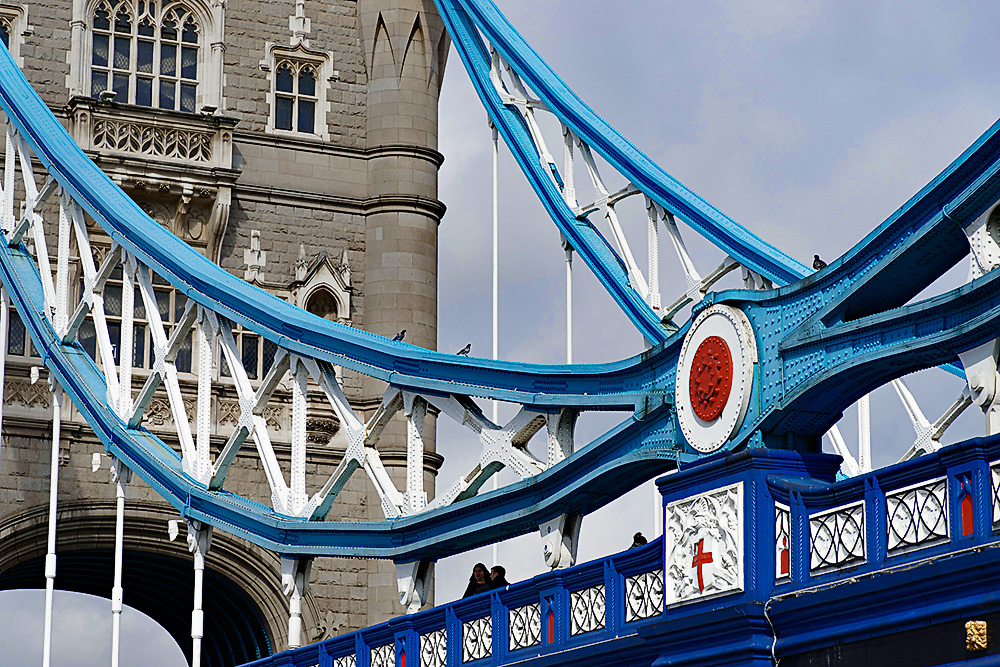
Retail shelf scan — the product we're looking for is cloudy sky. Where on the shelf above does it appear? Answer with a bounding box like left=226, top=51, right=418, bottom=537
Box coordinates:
left=5, top=0, right=1000, bottom=664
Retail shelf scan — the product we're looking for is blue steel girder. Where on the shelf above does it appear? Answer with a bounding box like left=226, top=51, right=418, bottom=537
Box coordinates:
left=436, top=0, right=812, bottom=346
left=1, top=0, right=1000, bottom=564
left=707, top=116, right=1000, bottom=447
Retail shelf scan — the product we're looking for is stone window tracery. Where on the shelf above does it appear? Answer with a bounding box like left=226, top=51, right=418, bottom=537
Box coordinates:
left=274, top=59, right=318, bottom=134
left=90, top=0, right=201, bottom=112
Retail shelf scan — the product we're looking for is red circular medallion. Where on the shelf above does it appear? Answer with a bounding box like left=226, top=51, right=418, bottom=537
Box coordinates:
left=689, top=336, right=733, bottom=421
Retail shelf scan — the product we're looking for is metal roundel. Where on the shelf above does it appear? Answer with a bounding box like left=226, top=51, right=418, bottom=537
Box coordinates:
left=676, top=305, right=757, bottom=453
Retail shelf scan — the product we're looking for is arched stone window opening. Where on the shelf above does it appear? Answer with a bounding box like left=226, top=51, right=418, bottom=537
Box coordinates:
left=305, top=287, right=339, bottom=321
left=90, top=0, right=201, bottom=112
left=274, top=60, right=318, bottom=134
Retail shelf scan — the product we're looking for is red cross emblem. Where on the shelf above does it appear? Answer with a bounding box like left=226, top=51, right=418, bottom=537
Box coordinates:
left=691, top=538, right=714, bottom=592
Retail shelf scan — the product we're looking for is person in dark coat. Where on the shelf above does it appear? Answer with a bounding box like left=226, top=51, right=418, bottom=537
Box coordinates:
left=463, top=562, right=491, bottom=598
left=489, top=565, right=510, bottom=590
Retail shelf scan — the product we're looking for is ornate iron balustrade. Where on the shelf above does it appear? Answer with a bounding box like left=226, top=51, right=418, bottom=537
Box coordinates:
left=242, top=537, right=663, bottom=667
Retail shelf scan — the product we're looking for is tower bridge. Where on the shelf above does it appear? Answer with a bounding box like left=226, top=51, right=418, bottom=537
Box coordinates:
left=1, top=1, right=1000, bottom=666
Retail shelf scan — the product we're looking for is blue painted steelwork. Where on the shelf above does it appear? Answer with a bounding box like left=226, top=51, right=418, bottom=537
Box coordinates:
left=0, top=0, right=999, bottom=563
left=246, top=435, right=1000, bottom=666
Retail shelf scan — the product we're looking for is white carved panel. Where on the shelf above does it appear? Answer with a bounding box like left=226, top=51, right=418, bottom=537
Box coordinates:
left=332, top=657, right=356, bottom=667
left=462, top=616, right=491, bottom=662
left=665, top=482, right=744, bottom=606
left=508, top=602, right=541, bottom=651
left=810, top=501, right=865, bottom=571
left=624, top=570, right=663, bottom=622
left=420, top=628, right=447, bottom=667
left=775, top=503, right=790, bottom=580
left=569, top=585, right=605, bottom=635
left=886, top=478, right=948, bottom=554
left=370, top=643, right=394, bottom=667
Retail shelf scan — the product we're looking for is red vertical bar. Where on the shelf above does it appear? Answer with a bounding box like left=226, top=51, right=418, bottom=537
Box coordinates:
left=547, top=610, right=555, bottom=644
left=962, top=493, right=975, bottom=537
left=401, top=650, right=406, bottom=667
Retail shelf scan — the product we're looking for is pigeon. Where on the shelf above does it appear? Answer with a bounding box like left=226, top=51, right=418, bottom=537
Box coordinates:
left=630, top=532, right=648, bottom=549
left=457, top=343, right=471, bottom=356
left=392, top=329, right=406, bottom=342
left=812, top=254, right=827, bottom=270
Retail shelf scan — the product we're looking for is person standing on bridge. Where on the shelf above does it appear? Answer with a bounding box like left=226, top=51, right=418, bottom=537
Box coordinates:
left=463, top=563, right=492, bottom=598
left=489, top=565, right=510, bottom=590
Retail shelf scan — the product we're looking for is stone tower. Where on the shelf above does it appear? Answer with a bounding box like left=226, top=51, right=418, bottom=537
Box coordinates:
left=0, top=0, right=448, bottom=663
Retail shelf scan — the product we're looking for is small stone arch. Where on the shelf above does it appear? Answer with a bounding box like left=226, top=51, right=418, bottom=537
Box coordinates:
left=305, top=285, right=339, bottom=321
left=0, top=501, right=322, bottom=666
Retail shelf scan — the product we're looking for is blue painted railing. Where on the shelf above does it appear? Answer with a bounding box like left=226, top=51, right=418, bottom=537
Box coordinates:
left=251, top=433, right=1000, bottom=666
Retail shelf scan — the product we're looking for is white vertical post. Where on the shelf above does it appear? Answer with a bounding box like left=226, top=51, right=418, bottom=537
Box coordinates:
left=647, top=202, right=660, bottom=312
left=858, top=394, right=871, bottom=473
left=563, top=237, right=573, bottom=364
left=110, top=459, right=130, bottom=667
left=41, top=383, right=62, bottom=667
left=0, top=284, right=7, bottom=494
left=491, top=123, right=499, bottom=567
left=187, top=522, right=211, bottom=667
left=282, top=556, right=311, bottom=650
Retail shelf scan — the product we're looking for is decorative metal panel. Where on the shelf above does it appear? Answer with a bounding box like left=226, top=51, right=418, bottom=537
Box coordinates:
left=624, top=570, right=663, bottom=622
left=570, top=584, right=606, bottom=635
left=420, top=628, right=447, bottom=667
left=370, top=643, right=394, bottom=667
left=331, top=656, right=356, bottom=667
left=665, top=482, right=744, bottom=605
left=462, top=616, right=492, bottom=662
left=810, top=501, right=865, bottom=571
left=508, top=602, right=541, bottom=651
left=992, top=461, right=1000, bottom=529
left=775, top=503, right=790, bottom=580
left=886, top=478, right=948, bottom=554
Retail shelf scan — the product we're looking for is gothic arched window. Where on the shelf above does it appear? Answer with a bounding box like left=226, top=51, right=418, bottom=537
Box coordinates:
left=274, top=60, right=318, bottom=134
left=305, top=287, right=338, bottom=321
left=90, top=0, right=200, bottom=112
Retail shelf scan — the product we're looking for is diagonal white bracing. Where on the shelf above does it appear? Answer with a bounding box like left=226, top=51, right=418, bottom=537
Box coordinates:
left=484, top=47, right=779, bottom=327
left=426, top=396, right=549, bottom=511
left=0, top=122, right=586, bottom=534
left=825, top=379, right=974, bottom=478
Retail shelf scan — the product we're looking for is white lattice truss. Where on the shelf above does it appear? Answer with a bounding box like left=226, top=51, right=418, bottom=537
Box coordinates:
left=484, top=50, right=976, bottom=473
left=0, top=122, right=590, bottom=525
left=485, top=48, right=778, bottom=328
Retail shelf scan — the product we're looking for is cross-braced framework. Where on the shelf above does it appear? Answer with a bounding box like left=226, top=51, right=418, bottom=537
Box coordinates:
left=8, top=0, right=1000, bottom=663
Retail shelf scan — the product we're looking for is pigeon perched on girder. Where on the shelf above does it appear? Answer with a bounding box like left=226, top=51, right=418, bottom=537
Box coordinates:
left=392, top=329, right=406, bottom=342
left=812, top=254, right=827, bottom=270
left=457, top=343, right=471, bottom=356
